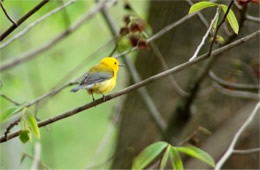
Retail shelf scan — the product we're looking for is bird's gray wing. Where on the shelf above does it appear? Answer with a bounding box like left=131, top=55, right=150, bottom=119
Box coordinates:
left=80, top=71, right=113, bottom=86
left=71, top=70, right=113, bottom=92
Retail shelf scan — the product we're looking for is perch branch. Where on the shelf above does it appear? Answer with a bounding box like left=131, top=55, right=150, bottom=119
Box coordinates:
left=0, top=29, right=258, bottom=143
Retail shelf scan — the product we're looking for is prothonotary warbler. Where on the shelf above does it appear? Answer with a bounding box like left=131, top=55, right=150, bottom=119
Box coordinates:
left=71, top=57, right=123, bottom=100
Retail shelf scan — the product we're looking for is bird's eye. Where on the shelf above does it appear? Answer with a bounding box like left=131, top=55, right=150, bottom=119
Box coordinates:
left=114, top=62, right=117, bottom=65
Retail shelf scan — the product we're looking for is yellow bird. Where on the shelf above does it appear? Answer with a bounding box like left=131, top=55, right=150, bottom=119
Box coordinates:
left=71, top=57, right=123, bottom=100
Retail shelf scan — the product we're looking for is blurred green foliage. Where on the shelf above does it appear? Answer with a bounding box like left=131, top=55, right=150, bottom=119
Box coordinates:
left=0, top=0, right=148, bottom=168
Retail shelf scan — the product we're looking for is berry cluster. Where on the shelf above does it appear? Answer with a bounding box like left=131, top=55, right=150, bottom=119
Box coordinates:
left=118, top=15, right=148, bottom=50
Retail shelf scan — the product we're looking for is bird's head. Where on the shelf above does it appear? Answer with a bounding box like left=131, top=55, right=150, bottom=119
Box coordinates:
left=100, top=57, right=123, bottom=72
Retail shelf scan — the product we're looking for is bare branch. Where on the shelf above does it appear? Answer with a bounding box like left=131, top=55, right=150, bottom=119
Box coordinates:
left=189, top=8, right=219, bottom=61
left=233, top=148, right=260, bottom=155
left=213, top=83, right=259, bottom=99
left=0, top=0, right=76, bottom=49
left=0, top=1, right=17, bottom=25
left=20, top=153, right=49, bottom=169
left=1, top=29, right=258, bottom=143
left=0, top=0, right=107, bottom=72
left=209, top=71, right=259, bottom=92
left=57, top=0, right=72, bottom=28
left=0, top=0, right=49, bottom=41
left=246, top=14, right=260, bottom=23
left=215, top=102, right=260, bottom=170
left=4, top=118, right=20, bottom=141
left=0, top=94, right=21, bottom=106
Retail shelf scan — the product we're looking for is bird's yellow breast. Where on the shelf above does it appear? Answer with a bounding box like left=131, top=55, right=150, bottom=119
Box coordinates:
left=87, top=76, right=116, bottom=94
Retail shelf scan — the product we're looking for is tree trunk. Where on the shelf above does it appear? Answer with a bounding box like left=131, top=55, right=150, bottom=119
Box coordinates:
left=112, top=1, right=259, bottom=169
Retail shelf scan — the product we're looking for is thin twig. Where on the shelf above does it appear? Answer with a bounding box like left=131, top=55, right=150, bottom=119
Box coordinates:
left=213, top=83, right=259, bottom=99
left=189, top=8, right=219, bottom=61
left=209, top=71, right=259, bottom=92
left=20, top=153, right=49, bottom=169
left=0, top=0, right=107, bottom=72
left=1, top=29, right=258, bottom=143
left=246, top=14, right=260, bottom=23
left=233, top=148, right=260, bottom=155
left=0, top=0, right=76, bottom=49
left=57, top=0, right=71, bottom=28
left=0, top=0, right=49, bottom=41
left=215, top=102, right=260, bottom=170
left=0, top=94, right=21, bottom=106
left=4, top=118, right=20, bottom=141
left=0, top=1, right=17, bottom=25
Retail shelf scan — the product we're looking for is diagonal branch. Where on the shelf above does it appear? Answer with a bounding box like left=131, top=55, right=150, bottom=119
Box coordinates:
left=0, top=0, right=49, bottom=41
left=0, top=93, right=21, bottom=106
left=0, top=0, right=107, bottom=72
left=189, top=8, right=219, bottom=61
left=209, top=71, right=259, bottom=92
left=212, top=82, right=259, bottom=99
left=0, top=0, right=76, bottom=49
left=215, top=102, right=260, bottom=170
left=1, top=29, right=258, bottom=143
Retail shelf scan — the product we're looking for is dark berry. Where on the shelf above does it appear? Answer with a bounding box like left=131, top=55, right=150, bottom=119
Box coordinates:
left=120, top=27, right=130, bottom=36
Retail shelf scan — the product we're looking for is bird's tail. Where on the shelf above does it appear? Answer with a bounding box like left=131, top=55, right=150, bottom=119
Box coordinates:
left=71, top=86, right=81, bottom=92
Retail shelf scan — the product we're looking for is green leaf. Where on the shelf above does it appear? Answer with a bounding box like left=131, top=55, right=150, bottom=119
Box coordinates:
left=220, top=5, right=239, bottom=34
left=0, top=107, right=21, bottom=123
left=189, top=1, right=217, bottom=14
left=132, top=141, right=168, bottom=170
left=177, top=146, right=215, bottom=167
left=19, top=129, right=32, bottom=144
left=160, top=144, right=171, bottom=170
left=25, top=111, right=40, bottom=138
left=169, top=147, right=183, bottom=170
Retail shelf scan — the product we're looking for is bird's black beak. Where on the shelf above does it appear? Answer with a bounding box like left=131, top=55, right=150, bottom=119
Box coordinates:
left=119, top=64, right=125, bottom=67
